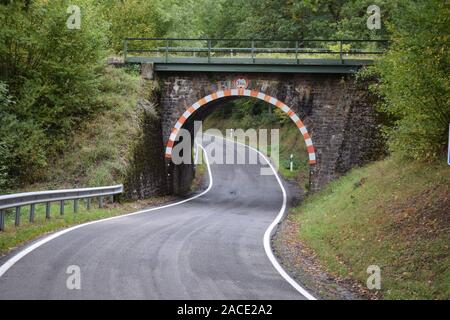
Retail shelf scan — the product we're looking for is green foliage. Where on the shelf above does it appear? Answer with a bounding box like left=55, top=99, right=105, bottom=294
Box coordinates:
left=46, top=66, right=141, bottom=188
left=101, top=0, right=209, bottom=52
left=293, top=158, right=450, bottom=299
left=228, top=98, right=290, bottom=129
left=0, top=0, right=213, bottom=190
left=1, top=0, right=447, bottom=192
left=0, top=81, right=46, bottom=190
left=0, top=0, right=109, bottom=187
left=158, top=0, right=206, bottom=39
left=204, top=98, right=310, bottom=188
left=0, top=82, right=12, bottom=190
left=373, top=0, right=450, bottom=161
left=202, top=0, right=395, bottom=40
left=102, top=0, right=166, bottom=52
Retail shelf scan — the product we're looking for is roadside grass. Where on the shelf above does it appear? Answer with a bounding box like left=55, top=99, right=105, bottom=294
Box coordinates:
left=277, top=125, right=309, bottom=188
left=0, top=196, right=173, bottom=257
left=291, top=158, right=450, bottom=299
left=191, top=145, right=207, bottom=192
left=50, top=66, right=141, bottom=188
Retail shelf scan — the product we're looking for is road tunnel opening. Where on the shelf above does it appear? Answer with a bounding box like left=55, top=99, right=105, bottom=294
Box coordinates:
left=165, top=90, right=316, bottom=194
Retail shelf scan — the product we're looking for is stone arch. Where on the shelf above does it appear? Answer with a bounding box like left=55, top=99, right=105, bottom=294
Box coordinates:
left=165, top=89, right=316, bottom=165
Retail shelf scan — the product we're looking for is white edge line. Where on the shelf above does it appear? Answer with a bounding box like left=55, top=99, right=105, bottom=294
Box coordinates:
left=209, top=134, right=317, bottom=300
left=0, top=144, right=213, bottom=279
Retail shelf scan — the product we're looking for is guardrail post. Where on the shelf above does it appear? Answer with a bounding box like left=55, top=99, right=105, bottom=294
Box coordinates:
left=74, top=199, right=78, bottom=213
left=45, top=202, right=51, bottom=219
left=339, top=40, right=343, bottom=64
left=165, top=39, right=169, bottom=63
left=208, top=39, right=211, bottom=63
left=99, top=196, right=104, bottom=208
left=86, top=198, right=91, bottom=211
left=60, top=200, right=64, bottom=215
left=30, top=204, right=35, bottom=222
left=0, top=209, right=5, bottom=231
left=110, top=195, right=114, bottom=204
left=15, top=206, right=21, bottom=227
left=295, top=40, right=299, bottom=64
left=251, top=40, right=255, bottom=63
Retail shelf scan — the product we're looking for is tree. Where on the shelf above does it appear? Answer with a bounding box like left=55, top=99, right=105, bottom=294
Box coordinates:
left=102, top=0, right=165, bottom=53
left=0, top=0, right=108, bottom=184
left=374, top=0, right=450, bottom=161
left=199, top=0, right=397, bottom=41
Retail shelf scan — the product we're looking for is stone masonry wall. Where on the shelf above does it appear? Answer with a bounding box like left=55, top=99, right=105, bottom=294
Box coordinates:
left=123, top=66, right=168, bottom=199
left=156, top=71, right=384, bottom=193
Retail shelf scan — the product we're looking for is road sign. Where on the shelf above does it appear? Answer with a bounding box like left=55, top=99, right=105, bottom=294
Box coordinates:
left=232, top=77, right=249, bottom=89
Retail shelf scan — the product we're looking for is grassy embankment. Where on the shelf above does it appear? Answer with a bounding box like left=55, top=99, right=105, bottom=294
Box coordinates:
left=39, top=66, right=142, bottom=189
left=290, top=158, right=449, bottom=299
left=0, top=65, right=174, bottom=256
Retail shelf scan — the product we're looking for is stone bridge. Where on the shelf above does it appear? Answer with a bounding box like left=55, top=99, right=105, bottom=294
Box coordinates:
left=123, top=63, right=384, bottom=199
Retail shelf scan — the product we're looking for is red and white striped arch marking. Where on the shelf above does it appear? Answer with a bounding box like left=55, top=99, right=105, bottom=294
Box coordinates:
left=165, top=89, right=317, bottom=165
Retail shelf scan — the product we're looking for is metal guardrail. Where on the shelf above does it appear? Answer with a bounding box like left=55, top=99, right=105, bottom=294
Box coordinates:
left=0, top=185, right=123, bottom=231
left=124, top=38, right=389, bottom=64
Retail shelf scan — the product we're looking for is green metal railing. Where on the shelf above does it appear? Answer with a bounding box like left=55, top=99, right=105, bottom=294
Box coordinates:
left=123, top=38, right=389, bottom=65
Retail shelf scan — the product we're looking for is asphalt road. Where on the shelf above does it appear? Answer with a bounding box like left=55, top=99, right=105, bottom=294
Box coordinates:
left=0, top=136, right=310, bottom=300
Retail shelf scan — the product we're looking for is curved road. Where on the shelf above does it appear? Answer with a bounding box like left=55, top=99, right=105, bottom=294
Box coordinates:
left=0, top=137, right=311, bottom=300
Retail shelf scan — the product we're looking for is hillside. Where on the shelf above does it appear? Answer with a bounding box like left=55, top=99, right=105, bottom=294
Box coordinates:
left=11, top=66, right=142, bottom=192
left=278, top=158, right=449, bottom=299
left=203, top=99, right=311, bottom=190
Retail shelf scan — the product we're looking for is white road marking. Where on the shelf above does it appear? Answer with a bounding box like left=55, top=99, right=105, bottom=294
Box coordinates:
left=0, top=144, right=213, bottom=279
left=210, top=134, right=317, bottom=300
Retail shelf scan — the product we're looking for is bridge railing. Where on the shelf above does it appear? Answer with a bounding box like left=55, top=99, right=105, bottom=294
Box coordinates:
left=0, top=185, right=123, bottom=231
left=123, top=38, right=389, bottom=64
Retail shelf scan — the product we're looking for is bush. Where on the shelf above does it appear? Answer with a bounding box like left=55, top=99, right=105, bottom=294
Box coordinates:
left=0, top=1, right=108, bottom=187
left=104, top=0, right=165, bottom=53
left=0, top=82, right=48, bottom=185
left=374, top=0, right=450, bottom=161
left=0, top=142, right=9, bottom=191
